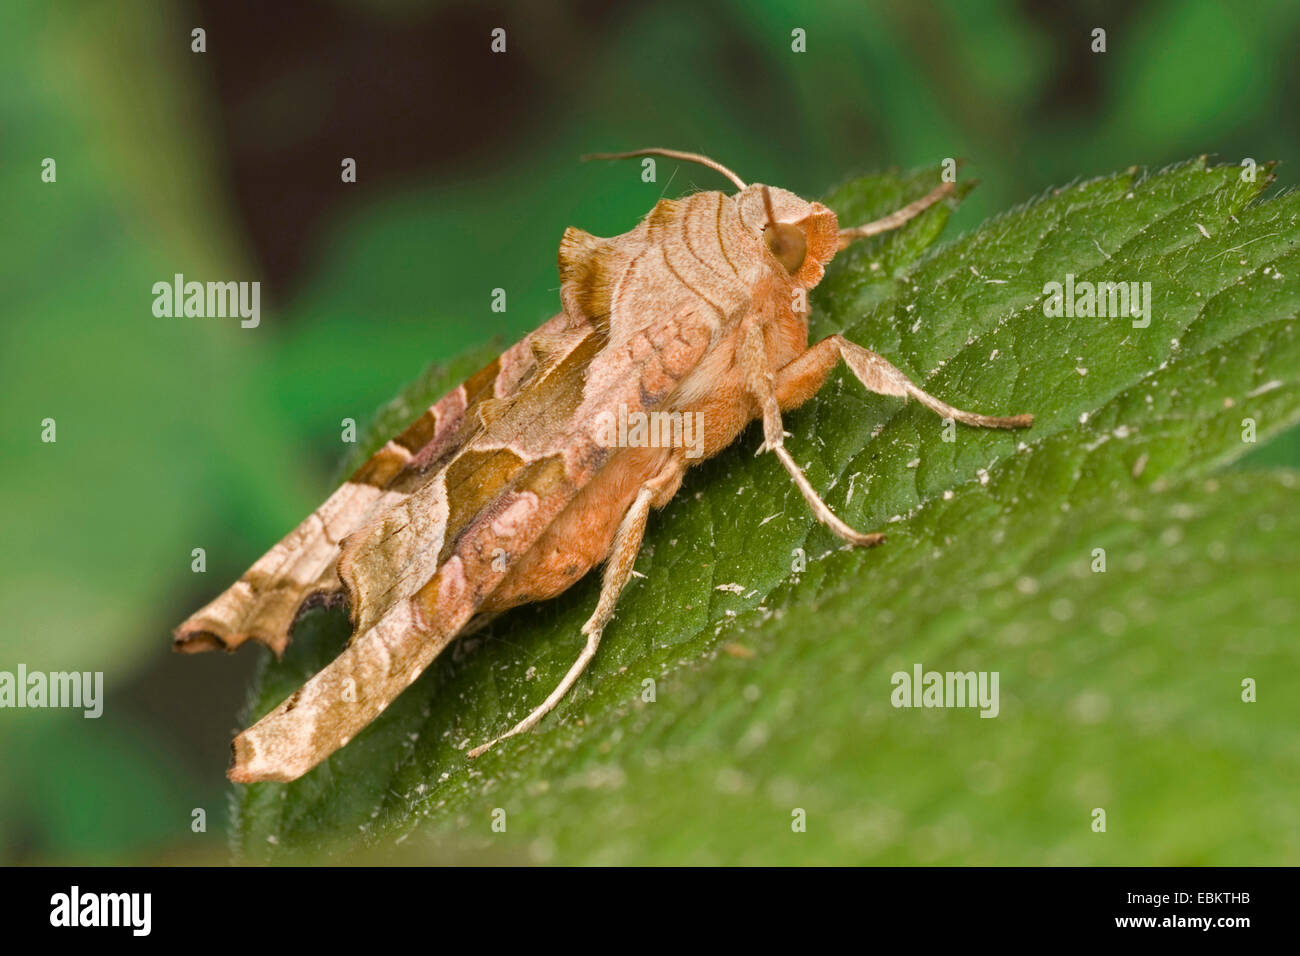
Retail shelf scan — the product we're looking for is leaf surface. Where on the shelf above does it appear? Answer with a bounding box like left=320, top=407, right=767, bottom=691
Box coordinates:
left=235, top=160, right=1300, bottom=864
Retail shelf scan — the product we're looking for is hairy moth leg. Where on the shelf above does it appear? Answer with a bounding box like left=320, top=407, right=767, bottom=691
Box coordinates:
left=750, top=329, right=1033, bottom=547
left=775, top=334, right=1033, bottom=430
left=740, top=321, right=884, bottom=546
left=468, top=472, right=671, bottom=759
left=836, top=182, right=956, bottom=249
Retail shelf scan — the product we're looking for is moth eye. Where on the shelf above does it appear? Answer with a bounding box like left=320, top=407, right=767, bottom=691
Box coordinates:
left=763, top=222, right=807, bottom=274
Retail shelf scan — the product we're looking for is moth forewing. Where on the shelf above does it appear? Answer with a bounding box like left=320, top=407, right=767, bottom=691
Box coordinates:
left=177, top=150, right=1032, bottom=783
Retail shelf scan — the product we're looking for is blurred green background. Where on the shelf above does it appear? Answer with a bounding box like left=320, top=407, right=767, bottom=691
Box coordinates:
left=2, top=0, right=1298, bottom=863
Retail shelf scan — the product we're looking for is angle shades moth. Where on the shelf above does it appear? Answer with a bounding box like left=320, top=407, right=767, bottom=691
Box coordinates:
left=175, top=148, right=1032, bottom=782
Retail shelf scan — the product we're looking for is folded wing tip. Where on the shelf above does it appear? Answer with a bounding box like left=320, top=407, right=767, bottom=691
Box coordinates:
left=172, top=623, right=228, bottom=655
left=172, top=620, right=290, bottom=659
left=227, top=732, right=303, bottom=784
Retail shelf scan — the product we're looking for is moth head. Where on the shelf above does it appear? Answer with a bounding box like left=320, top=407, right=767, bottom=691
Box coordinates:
left=737, top=184, right=840, bottom=289
left=763, top=219, right=807, bottom=275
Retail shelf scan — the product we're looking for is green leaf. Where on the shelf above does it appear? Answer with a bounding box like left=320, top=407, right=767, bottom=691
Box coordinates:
left=234, top=159, right=1300, bottom=863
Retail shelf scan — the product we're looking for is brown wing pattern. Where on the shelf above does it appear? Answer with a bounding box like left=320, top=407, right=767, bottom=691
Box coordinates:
left=192, top=188, right=768, bottom=780
left=226, top=324, right=635, bottom=781
left=172, top=313, right=572, bottom=657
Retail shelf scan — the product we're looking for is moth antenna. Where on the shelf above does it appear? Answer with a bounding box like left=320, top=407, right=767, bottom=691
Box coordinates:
left=837, top=181, right=956, bottom=248
left=582, top=148, right=748, bottom=191
left=760, top=185, right=777, bottom=226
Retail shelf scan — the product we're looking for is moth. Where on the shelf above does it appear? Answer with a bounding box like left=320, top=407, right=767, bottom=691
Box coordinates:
left=175, top=149, right=1032, bottom=782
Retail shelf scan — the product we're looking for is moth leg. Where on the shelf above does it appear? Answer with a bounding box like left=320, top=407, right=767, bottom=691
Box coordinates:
left=467, top=479, right=662, bottom=758
left=775, top=334, right=1033, bottom=430
left=741, top=322, right=884, bottom=547
left=837, top=182, right=955, bottom=249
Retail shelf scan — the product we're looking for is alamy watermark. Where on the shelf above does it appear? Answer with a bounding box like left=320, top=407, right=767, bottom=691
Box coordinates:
left=891, top=663, right=999, bottom=718
left=1043, top=273, right=1152, bottom=328
left=50, top=886, right=150, bottom=935
left=0, top=665, right=102, bottom=717
left=593, top=403, right=705, bottom=459
left=152, top=273, right=260, bottom=328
